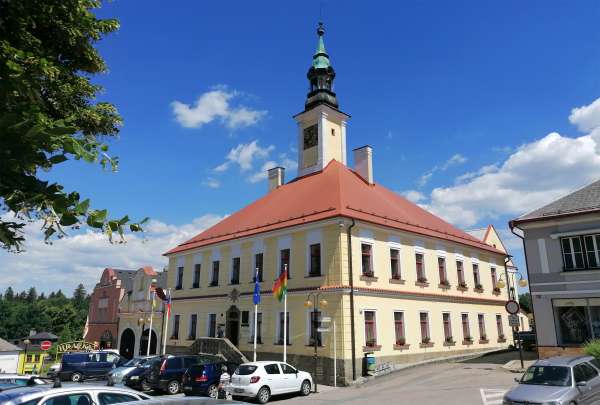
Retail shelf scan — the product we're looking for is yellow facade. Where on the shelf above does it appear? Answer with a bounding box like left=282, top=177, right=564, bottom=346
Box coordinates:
left=165, top=219, right=512, bottom=383
left=17, top=351, right=48, bottom=374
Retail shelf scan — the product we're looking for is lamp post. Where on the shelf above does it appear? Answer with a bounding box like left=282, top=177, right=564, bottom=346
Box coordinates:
left=137, top=316, right=150, bottom=355
left=304, top=293, right=328, bottom=393
left=495, top=268, right=528, bottom=368
left=23, top=339, right=31, bottom=374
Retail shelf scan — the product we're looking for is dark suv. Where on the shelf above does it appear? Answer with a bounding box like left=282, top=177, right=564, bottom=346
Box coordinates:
left=123, top=357, right=162, bottom=392
left=182, top=361, right=239, bottom=398
left=58, top=351, right=122, bottom=382
left=147, top=355, right=223, bottom=395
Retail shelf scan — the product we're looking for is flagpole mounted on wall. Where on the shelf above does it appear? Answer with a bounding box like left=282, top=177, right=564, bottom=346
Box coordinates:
left=147, top=278, right=157, bottom=356
left=283, top=264, right=288, bottom=363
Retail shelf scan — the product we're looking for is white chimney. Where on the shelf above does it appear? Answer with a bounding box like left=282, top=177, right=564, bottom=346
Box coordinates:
left=353, top=145, right=374, bottom=184
left=268, top=167, right=285, bottom=191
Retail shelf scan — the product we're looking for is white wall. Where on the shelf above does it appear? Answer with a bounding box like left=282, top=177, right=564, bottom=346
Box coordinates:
left=0, top=352, right=20, bottom=374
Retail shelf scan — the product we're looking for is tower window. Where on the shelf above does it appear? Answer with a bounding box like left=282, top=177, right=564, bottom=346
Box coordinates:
left=331, top=128, right=335, bottom=136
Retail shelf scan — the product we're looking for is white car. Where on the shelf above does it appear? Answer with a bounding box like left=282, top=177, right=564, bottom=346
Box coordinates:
left=0, top=374, right=47, bottom=386
left=227, top=361, right=312, bottom=404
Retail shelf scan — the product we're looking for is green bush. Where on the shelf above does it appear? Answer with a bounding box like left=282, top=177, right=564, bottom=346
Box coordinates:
left=584, top=339, right=600, bottom=358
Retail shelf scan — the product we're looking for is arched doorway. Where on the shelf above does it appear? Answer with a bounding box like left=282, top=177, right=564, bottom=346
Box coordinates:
left=100, top=330, right=114, bottom=350
left=225, top=306, right=240, bottom=346
left=139, top=328, right=158, bottom=355
left=119, top=328, right=135, bottom=359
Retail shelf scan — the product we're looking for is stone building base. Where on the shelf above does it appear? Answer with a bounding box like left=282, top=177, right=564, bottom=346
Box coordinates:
left=538, top=345, right=584, bottom=358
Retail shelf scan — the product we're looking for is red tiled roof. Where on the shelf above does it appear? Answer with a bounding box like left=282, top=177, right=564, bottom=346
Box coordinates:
left=165, top=160, right=504, bottom=256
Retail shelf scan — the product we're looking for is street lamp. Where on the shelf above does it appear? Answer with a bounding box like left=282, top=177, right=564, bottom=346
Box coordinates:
left=304, top=293, right=328, bottom=393
left=23, top=339, right=30, bottom=374
left=495, top=272, right=528, bottom=300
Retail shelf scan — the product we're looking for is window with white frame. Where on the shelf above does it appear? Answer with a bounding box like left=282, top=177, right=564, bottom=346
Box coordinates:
left=280, top=249, right=291, bottom=278
left=188, top=314, right=197, bottom=340
left=276, top=312, right=290, bottom=345
left=473, top=263, right=481, bottom=289
left=491, top=267, right=498, bottom=291
left=231, top=257, right=240, bottom=285
left=172, top=314, right=180, bottom=339
left=462, top=313, right=471, bottom=341
left=390, top=248, right=401, bottom=279
left=496, top=314, right=504, bottom=339
left=420, top=312, right=430, bottom=343
left=443, top=312, right=452, bottom=342
left=394, top=311, right=405, bottom=345
left=176, top=266, right=184, bottom=290
left=309, top=243, right=321, bottom=277
left=416, top=253, right=426, bottom=282
left=457, top=260, right=466, bottom=287
left=478, top=314, right=487, bottom=340
left=308, top=310, right=322, bottom=346
left=560, top=234, right=600, bottom=270
left=192, top=264, right=201, bottom=288
left=254, top=253, right=264, bottom=282
left=210, top=261, right=219, bottom=286
left=207, top=313, right=217, bottom=338
left=438, top=257, right=448, bottom=285
left=364, top=310, right=377, bottom=347
left=361, top=244, right=373, bottom=276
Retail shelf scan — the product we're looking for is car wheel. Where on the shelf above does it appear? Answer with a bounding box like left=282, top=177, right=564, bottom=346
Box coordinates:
left=71, top=372, right=83, bottom=382
left=140, top=379, right=152, bottom=392
left=256, top=386, right=270, bottom=404
left=300, top=380, right=311, bottom=396
left=166, top=380, right=180, bottom=395
left=207, top=384, right=218, bottom=399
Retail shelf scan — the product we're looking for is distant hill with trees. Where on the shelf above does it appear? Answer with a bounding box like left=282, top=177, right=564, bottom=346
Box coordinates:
left=0, top=284, right=89, bottom=341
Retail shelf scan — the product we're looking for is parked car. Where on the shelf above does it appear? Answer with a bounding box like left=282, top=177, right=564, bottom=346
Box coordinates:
left=182, top=361, right=239, bottom=398
left=513, top=331, right=537, bottom=351
left=227, top=361, right=312, bottom=404
left=116, top=397, right=247, bottom=405
left=109, top=356, right=158, bottom=384
left=0, top=382, right=150, bottom=405
left=0, top=374, right=47, bottom=386
left=503, top=356, right=600, bottom=405
left=146, top=355, right=223, bottom=395
left=58, top=351, right=122, bottom=382
left=123, top=357, right=163, bottom=392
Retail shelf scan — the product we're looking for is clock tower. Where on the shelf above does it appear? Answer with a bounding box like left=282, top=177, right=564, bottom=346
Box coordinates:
left=294, top=22, right=350, bottom=177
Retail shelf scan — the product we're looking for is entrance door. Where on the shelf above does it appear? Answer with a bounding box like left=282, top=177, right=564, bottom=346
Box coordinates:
left=226, top=306, right=240, bottom=346
left=119, top=329, right=135, bottom=359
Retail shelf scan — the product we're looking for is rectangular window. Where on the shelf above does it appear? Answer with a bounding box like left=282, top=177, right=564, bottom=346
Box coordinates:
left=361, top=244, right=373, bottom=276
left=478, top=314, right=487, bottom=340
left=364, top=310, right=377, bottom=347
left=277, top=312, right=290, bottom=345
left=172, top=314, right=180, bottom=339
left=207, top=314, right=217, bottom=338
left=473, top=263, right=481, bottom=289
left=390, top=248, right=401, bottom=279
left=192, top=264, right=201, bottom=288
left=241, top=311, right=249, bottom=326
left=176, top=266, right=184, bottom=290
left=231, top=257, right=240, bottom=285
left=309, top=311, right=322, bottom=346
left=443, top=313, right=452, bottom=341
left=584, top=235, right=600, bottom=268
left=457, top=261, right=466, bottom=286
left=416, top=253, right=426, bottom=282
left=280, top=248, right=291, bottom=278
left=491, top=267, right=498, bottom=291
left=211, top=261, right=219, bottom=286
left=250, top=312, right=263, bottom=344
left=438, top=257, right=448, bottom=285
left=394, top=311, right=405, bottom=345
left=309, top=243, right=322, bottom=277
left=420, top=312, right=430, bottom=342
left=462, top=313, right=471, bottom=340
left=26, top=354, right=32, bottom=362
left=254, top=253, right=264, bottom=282
left=496, top=314, right=504, bottom=338
left=188, top=314, right=197, bottom=340
left=552, top=299, right=600, bottom=344
left=561, top=236, right=586, bottom=270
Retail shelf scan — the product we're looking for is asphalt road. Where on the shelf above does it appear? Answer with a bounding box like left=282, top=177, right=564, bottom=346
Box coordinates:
left=279, top=351, right=537, bottom=405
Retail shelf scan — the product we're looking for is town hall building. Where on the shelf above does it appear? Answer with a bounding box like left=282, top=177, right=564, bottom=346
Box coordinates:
left=163, top=23, right=514, bottom=385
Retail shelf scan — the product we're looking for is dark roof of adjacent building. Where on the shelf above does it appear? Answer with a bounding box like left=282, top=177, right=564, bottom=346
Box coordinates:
left=513, top=179, right=600, bottom=225
left=26, top=332, right=58, bottom=341
left=0, top=337, right=21, bottom=352
left=166, top=160, right=504, bottom=256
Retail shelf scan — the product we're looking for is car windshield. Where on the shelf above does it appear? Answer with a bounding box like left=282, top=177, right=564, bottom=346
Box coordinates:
left=236, top=365, right=258, bottom=375
left=123, top=358, right=143, bottom=367
left=521, top=365, right=572, bottom=387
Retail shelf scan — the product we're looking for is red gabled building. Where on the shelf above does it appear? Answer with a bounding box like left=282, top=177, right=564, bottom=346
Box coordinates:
left=84, top=268, right=135, bottom=349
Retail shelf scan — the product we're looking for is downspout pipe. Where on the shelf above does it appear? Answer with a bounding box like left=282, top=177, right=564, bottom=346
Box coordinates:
left=346, top=218, right=357, bottom=381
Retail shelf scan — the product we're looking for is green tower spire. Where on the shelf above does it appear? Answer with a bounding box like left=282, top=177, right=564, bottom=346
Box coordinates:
left=305, top=22, right=338, bottom=110
left=312, top=22, right=330, bottom=69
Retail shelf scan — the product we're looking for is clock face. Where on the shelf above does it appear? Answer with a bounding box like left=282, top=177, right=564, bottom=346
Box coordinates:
left=303, top=124, right=318, bottom=150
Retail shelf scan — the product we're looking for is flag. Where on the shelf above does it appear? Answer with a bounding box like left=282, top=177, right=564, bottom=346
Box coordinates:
left=165, top=290, right=172, bottom=317
left=253, top=270, right=261, bottom=305
left=272, top=269, right=287, bottom=302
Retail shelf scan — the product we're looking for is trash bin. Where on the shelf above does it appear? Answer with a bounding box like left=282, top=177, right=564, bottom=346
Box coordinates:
left=362, top=352, right=376, bottom=376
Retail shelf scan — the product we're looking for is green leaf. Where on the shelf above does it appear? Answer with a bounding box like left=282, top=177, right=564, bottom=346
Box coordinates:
left=59, top=213, right=78, bottom=226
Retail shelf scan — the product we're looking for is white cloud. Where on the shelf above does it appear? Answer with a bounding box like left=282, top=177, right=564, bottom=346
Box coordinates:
left=248, top=153, right=297, bottom=184
left=215, top=140, right=275, bottom=173
left=402, top=190, right=426, bottom=203
left=569, top=96, right=600, bottom=132
left=203, top=177, right=220, bottom=189
left=422, top=131, right=600, bottom=227
left=171, top=88, right=267, bottom=129
left=417, top=153, right=468, bottom=187
left=0, top=214, right=224, bottom=295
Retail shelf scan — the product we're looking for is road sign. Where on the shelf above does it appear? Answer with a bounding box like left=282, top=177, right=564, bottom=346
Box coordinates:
left=505, top=300, right=520, bottom=315
left=317, top=327, right=330, bottom=333
left=40, top=341, right=52, bottom=351
left=508, top=314, right=520, bottom=327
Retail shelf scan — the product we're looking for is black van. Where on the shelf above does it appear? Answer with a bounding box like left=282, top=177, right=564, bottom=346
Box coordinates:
left=58, top=351, right=122, bottom=381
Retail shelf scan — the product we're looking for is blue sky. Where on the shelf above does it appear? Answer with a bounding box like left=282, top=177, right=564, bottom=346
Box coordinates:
left=3, top=0, right=600, bottom=294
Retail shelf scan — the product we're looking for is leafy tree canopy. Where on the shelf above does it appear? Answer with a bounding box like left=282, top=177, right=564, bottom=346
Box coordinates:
left=0, top=0, right=147, bottom=252
left=519, top=293, right=532, bottom=313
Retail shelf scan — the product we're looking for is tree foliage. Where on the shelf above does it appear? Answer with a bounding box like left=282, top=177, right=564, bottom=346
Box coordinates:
left=0, top=285, right=89, bottom=341
left=519, top=293, right=532, bottom=314
left=0, top=0, right=147, bottom=252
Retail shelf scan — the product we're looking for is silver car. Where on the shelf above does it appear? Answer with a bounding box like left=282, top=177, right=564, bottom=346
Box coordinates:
left=0, top=383, right=150, bottom=405
left=503, top=356, right=600, bottom=405
left=109, top=356, right=158, bottom=384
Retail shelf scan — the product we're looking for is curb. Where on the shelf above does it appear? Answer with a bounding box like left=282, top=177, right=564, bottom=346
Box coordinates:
left=347, top=348, right=509, bottom=387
